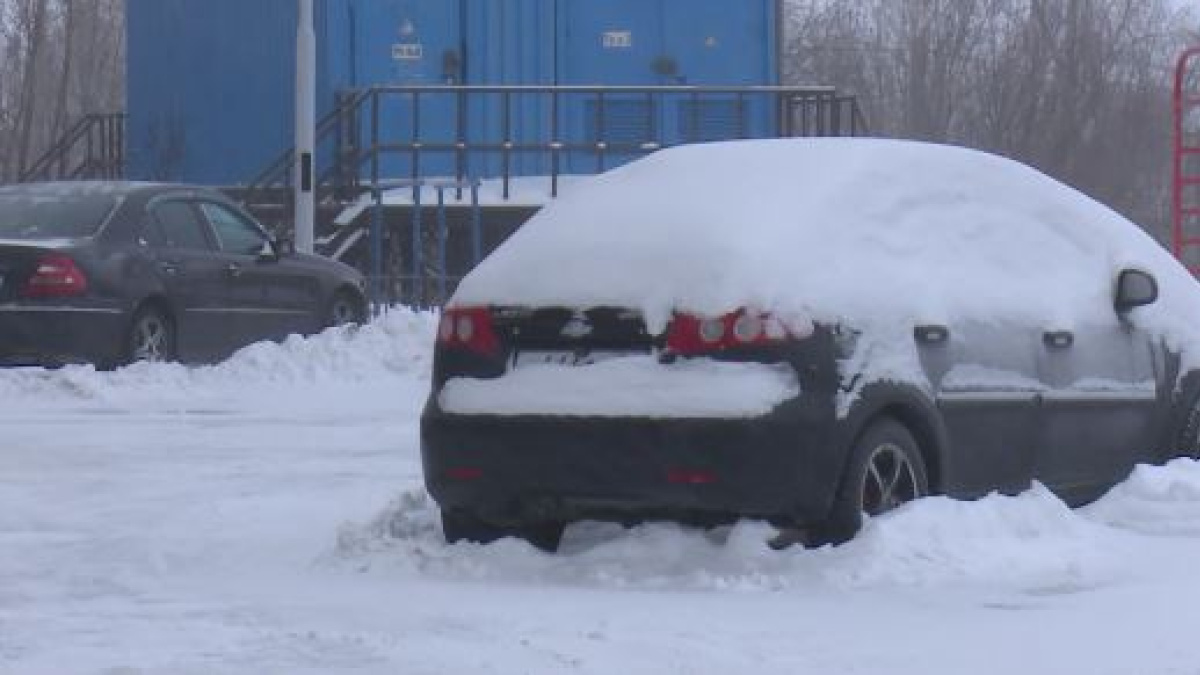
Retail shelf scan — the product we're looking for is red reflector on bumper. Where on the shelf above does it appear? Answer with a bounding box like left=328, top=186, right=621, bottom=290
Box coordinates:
left=446, top=467, right=483, bottom=481
left=667, top=469, right=716, bottom=485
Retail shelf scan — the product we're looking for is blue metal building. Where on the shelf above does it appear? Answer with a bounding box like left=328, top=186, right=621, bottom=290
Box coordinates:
left=126, top=0, right=784, bottom=186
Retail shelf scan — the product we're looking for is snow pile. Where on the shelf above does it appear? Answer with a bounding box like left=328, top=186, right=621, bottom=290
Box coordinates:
left=331, top=477, right=1158, bottom=595
left=822, top=486, right=1120, bottom=590
left=0, top=308, right=438, bottom=411
left=439, top=357, right=800, bottom=418
left=453, top=139, right=1200, bottom=352
left=1083, top=459, right=1200, bottom=536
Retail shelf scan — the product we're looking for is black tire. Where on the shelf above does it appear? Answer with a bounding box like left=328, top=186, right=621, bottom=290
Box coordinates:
left=816, top=417, right=929, bottom=545
left=440, top=509, right=565, bottom=553
left=1178, top=400, right=1200, bottom=460
left=125, top=305, right=175, bottom=365
left=326, top=290, right=366, bottom=328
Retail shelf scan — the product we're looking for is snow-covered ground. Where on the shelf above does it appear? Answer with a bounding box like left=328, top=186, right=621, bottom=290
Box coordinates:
left=5, top=311, right=1200, bottom=674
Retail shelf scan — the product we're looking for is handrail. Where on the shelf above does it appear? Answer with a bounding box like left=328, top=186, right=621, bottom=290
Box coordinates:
left=19, top=113, right=126, bottom=183
left=241, top=84, right=867, bottom=213
left=242, top=89, right=372, bottom=200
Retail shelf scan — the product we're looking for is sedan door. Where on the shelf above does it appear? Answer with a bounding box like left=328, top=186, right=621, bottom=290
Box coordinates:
left=1035, top=319, right=1160, bottom=503
left=924, top=320, right=1043, bottom=499
left=143, top=199, right=239, bottom=361
left=196, top=200, right=318, bottom=341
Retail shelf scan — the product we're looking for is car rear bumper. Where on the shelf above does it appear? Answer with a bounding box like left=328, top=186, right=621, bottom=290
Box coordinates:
left=0, top=303, right=127, bottom=366
left=420, top=394, right=845, bottom=526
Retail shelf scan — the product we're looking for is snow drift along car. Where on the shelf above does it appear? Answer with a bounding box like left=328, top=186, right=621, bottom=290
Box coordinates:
left=420, top=138, right=1200, bottom=551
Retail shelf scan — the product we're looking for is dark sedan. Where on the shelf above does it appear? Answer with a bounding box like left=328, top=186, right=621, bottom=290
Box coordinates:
left=0, top=182, right=367, bottom=367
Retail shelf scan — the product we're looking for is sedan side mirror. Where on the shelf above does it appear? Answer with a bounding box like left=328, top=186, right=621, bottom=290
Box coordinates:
left=257, top=239, right=281, bottom=263
left=1115, top=269, right=1158, bottom=313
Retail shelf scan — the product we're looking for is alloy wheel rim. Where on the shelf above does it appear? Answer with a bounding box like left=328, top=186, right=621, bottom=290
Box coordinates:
left=861, top=442, right=919, bottom=516
left=133, top=316, right=167, bottom=362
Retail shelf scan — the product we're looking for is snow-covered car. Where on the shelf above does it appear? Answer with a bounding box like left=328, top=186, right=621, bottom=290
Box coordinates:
left=420, top=138, right=1200, bottom=551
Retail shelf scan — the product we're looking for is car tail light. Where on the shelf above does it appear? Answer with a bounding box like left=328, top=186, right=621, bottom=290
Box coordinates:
left=437, top=307, right=500, bottom=356
left=667, top=468, right=717, bottom=485
left=666, top=308, right=803, bottom=356
left=21, top=255, right=89, bottom=298
left=446, top=467, right=483, bottom=481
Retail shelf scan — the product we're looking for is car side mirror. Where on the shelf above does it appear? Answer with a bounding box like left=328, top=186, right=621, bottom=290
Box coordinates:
left=1115, top=269, right=1158, bottom=313
left=257, top=239, right=281, bottom=263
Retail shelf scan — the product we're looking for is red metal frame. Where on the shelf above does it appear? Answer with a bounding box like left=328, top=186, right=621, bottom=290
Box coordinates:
left=1173, top=47, right=1200, bottom=274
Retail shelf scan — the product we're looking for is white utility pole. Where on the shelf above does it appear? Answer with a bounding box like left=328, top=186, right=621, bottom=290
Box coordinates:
left=294, top=0, right=316, bottom=254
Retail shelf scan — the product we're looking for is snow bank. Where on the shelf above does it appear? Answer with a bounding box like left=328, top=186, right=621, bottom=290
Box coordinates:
left=332, top=465, right=1200, bottom=595
left=439, top=357, right=799, bottom=418
left=824, top=486, right=1120, bottom=590
left=452, top=139, right=1200, bottom=358
left=0, top=308, right=438, bottom=412
left=1083, top=459, right=1200, bottom=536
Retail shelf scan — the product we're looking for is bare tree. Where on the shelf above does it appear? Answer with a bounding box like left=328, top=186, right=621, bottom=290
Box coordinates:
left=786, top=0, right=1194, bottom=241
left=0, top=0, right=123, bottom=182
left=12, top=0, right=50, bottom=176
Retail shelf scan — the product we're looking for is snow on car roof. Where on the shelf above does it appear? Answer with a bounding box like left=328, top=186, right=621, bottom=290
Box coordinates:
left=453, top=138, right=1200, bottom=342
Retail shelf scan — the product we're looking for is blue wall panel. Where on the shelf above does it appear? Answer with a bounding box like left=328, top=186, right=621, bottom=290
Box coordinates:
left=465, top=0, right=556, bottom=176
left=126, top=0, right=781, bottom=185
left=352, top=0, right=464, bottom=179
left=127, top=0, right=354, bottom=185
left=553, top=0, right=778, bottom=172
left=557, top=2, right=665, bottom=86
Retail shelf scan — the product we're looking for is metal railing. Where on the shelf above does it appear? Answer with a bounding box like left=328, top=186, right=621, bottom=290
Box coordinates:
left=361, top=178, right=484, bottom=308
left=18, top=113, right=126, bottom=183
left=242, top=85, right=867, bottom=211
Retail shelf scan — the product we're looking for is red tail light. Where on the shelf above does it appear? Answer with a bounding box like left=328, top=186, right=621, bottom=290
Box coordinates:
left=667, top=469, right=717, bottom=485
left=437, top=307, right=500, bottom=356
left=446, top=467, right=483, bottom=481
left=21, top=255, right=89, bottom=298
left=666, top=308, right=802, bottom=356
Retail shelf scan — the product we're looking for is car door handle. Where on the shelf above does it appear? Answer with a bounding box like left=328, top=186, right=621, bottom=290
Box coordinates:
left=226, top=263, right=242, bottom=278
left=914, top=325, right=949, bottom=345
left=158, top=262, right=179, bottom=276
left=1043, top=330, right=1074, bottom=349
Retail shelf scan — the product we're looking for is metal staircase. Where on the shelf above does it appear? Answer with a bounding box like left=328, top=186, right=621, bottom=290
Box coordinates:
left=18, top=114, right=126, bottom=183
left=237, top=85, right=867, bottom=225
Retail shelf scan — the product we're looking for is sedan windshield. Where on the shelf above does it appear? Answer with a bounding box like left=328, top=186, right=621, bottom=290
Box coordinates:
left=0, top=192, right=118, bottom=240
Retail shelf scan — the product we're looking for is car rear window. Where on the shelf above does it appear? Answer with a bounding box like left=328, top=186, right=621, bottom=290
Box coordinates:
left=0, top=192, right=118, bottom=240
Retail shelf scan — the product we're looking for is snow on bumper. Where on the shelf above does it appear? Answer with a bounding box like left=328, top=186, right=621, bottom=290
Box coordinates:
left=437, top=356, right=801, bottom=418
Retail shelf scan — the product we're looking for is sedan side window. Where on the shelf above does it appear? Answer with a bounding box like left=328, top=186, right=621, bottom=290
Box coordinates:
left=199, top=202, right=268, bottom=256
left=151, top=201, right=213, bottom=251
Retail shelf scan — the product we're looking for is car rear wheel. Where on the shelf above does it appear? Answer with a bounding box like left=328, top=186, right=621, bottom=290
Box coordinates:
left=1179, top=400, right=1200, bottom=459
left=327, top=290, right=365, bottom=328
left=126, top=306, right=175, bottom=365
left=440, top=509, right=565, bottom=553
left=816, top=417, right=929, bottom=545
